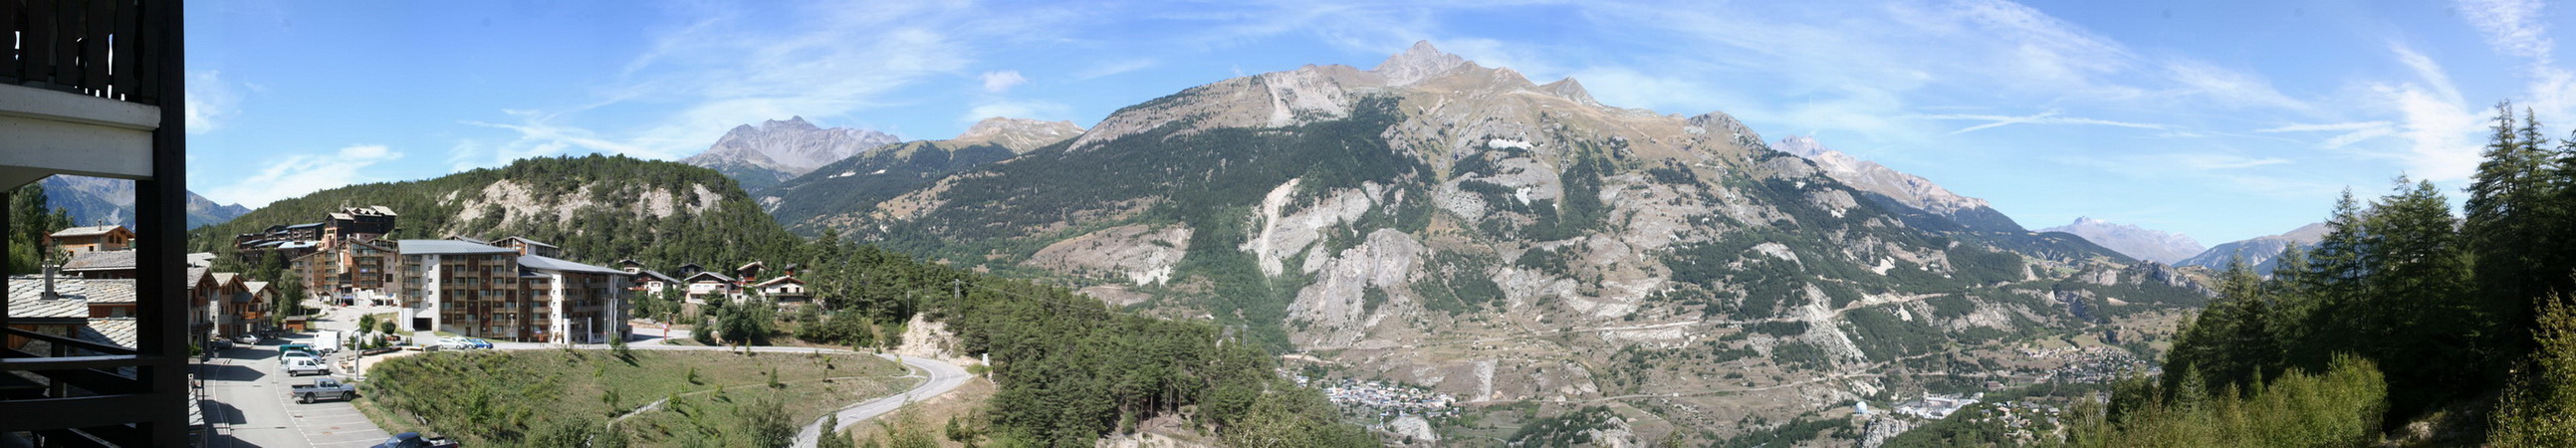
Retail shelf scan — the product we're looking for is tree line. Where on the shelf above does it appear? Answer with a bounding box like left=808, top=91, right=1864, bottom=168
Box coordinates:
left=2078, top=102, right=2576, bottom=445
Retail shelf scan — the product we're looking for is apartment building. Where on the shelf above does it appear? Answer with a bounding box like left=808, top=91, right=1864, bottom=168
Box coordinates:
left=397, top=238, right=629, bottom=343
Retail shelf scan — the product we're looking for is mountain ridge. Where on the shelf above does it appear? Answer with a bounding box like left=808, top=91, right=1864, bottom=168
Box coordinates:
left=2041, top=216, right=2206, bottom=264
left=761, top=41, right=2206, bottom=444
left=679, top=116, right=902, bottom=192
left=2178, top=222, right=2328, bottom=275
left=33, top=175, right=252, bottom=229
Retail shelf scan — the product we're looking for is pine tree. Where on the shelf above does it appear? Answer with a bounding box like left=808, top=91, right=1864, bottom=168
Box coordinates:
left=2363, top=177, right=2481, bottom=414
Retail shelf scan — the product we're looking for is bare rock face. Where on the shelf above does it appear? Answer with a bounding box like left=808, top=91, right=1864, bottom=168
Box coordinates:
left=681, top=116, right=900, bottom=190
left=777, top=41, right=2204, bottom=445
left=951, top=116, right=1084, bottom=152
left=1773, top=135, right=1993, bottom=220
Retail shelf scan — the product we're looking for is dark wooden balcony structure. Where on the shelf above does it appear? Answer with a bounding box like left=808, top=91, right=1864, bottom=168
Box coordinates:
left=2, top=0, right=191, bottom=446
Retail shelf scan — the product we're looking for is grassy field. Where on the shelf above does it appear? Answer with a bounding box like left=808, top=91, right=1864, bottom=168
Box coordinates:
left=355, top=348, right=915, bottom=447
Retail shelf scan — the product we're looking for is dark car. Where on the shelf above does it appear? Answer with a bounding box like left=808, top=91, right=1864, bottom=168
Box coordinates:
left=372, top=432, right=459, bottom=448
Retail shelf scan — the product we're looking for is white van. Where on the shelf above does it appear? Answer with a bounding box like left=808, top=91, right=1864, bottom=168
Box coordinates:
left=283, top=357, right=330, bottom=376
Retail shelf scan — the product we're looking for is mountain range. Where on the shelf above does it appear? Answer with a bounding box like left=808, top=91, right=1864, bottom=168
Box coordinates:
left=2177, top=222, right=2329, bottom=276
left=678, top=116, right=903, bottom=192
left=2040, top=217, right=2207, bottom=264
left=35, top=175, right=252, bottom=229
left=747, top=41, right=2204, bottom=445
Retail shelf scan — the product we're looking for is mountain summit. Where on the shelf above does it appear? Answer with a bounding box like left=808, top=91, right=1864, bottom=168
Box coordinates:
left=2179, top=222, right=2328, bottom=275
left=2041, top=217, right=2206, bottom=264
left=950, top=117, right=1085, bottom=152
left=760, top=42, right=2202, bottom=443
left=679, top=116, right=900, bottom=191
left=1374, top=40, right=1471, bottom=86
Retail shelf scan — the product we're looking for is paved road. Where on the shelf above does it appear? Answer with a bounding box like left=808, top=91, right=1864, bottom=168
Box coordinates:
left=792, top=353, right=974, bottom=448
left=478, top=331, right=975, bottom=448
left=197, top=334, right=391, bottom=448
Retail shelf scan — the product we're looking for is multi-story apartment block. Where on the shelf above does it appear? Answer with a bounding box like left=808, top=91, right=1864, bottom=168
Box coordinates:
left=397, top=238, right=628, bottom=343
left=290, top=238, right=394, bottom=302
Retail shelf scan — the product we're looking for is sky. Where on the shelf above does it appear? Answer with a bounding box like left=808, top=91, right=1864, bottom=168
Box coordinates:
left=182, top=0, right=2576, bottom=246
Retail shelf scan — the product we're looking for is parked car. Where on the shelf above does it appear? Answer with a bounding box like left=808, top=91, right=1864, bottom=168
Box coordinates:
left=290, top=378, right=358, bottom=403
left=280, top=342, right=315, bottom=354
left=372, top=432, right=459, bottom=448
left=236, top=335, right=260, bottom=345
left=470, top=338, right=493, bottom=349
left=280, top=350, right=319, bottom=367
left=283, top=357, right=331, bottom=376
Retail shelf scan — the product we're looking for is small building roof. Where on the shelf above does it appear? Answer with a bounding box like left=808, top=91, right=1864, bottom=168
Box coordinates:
left=445, top=236, right=492, bottom=245
left=82, top=318, right=137, bottom=348
left=60, top=250, right=137, bottom=272
left=49, top=225, right=130, bottom=238
left=399, top=239, right=517, bottom=255
left=752, top=276, right=805, bottom=288
left=633, top=270, right=680, bottom=285
left=496, top=236, right=558, bottom=248
left=683, top=271, right=736, bottom=283
left=243, top=281, right=272, bottom=295
left=7, top=276, right=91, bottom=319
left=186, top=252, right=216, bottom=268
left=520, top=254, right=627, bottom=276
left=212, top=273, right=242, bottom=289
left=283, top=222, right=324, bottom=230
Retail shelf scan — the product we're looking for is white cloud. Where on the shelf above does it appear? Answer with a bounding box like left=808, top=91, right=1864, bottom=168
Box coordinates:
left=1074, top=59, right=1158, bottom=80
left=1915, top=111, right=2169, bottom=135
left=2172, top=153, right=2291, bottom=170
left=184, top=71, right=242, bottom=134
left=461, top=1, right=1002, bottom=169
left=2260, top=120, right=2399, bottom=148
left=2458, top=0, right=2553, bottom=64
left=981, top=71, right=1028, bottom=94
left=961, top=100, right=1071, bottom=124
left=204, top=144, right=404, bottom=208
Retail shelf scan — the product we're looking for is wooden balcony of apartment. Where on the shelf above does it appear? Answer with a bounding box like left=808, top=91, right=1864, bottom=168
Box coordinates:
left=2, top=0, right=193, bottom=446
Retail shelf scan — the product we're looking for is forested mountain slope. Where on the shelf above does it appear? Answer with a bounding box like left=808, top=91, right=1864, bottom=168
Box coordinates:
left=771, top=41, right=2203, bottom=445
left=184, top=154, right=803, bottom=268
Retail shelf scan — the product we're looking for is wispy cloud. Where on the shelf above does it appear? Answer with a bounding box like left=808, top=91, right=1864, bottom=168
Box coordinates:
left=458, top=1, right=1012, bottom=169
left=1074, top=59, right=1158, bottom=80
left=1915, top=111, right=2170, bottom=135
left=2372, top=44, right=2486, bottom=181
left=205, top=144, right=404, bottom=208
left=981, top=71, right=1028, bottom=94
left=184, top=71, right=243, bottom=134
left=2260, top=121, right=2398, bottom=149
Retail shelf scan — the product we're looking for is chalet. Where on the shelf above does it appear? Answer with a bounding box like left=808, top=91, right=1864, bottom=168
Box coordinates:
left=320, top=206, right=397, bottom=248
left=751, top=275, right=812, bottom=306
left=680, top=271, right=739, bottom=304
left=735, top=261, right=766, bottom=282
left=628, top=269, right=682, bottom=295
left=45, top=225, right=134, bottom=254
left=234, top=281, right=274, bottom=336
left=674, top=263, right=708, bottom=278
left=59, top=249, right=136, bottom=279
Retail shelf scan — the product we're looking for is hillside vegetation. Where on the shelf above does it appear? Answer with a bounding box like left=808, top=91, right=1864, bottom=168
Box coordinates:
left=2075, top=103, right=2576, bottom=446
left=185, top=154, right=804, bottom=269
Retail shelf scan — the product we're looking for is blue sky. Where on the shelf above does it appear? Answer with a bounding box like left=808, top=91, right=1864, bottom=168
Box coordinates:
left=184, top=0, right=2575, bottom=245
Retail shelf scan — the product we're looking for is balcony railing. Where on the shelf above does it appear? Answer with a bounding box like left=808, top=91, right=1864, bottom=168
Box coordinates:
left=2, top=0, right=176, bottom=106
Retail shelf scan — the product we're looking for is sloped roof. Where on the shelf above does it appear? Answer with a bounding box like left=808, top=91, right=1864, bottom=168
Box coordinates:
left=7, top=276, right=89, bottom=319
left=520, top=254, right=626, bottom=276
left=212, top=273, right=242, bottom=289
left=243, top=281, right=272, bottom=295
left=683, top=271, right=736, bottom=283
left=496, top=236, right=558, bottom=248
left=752, top=276, right=805, bottom=288
left=633, top=270, right=680, bottom=285
left=186, top=252, right=216, bottom=268
left=84, top=279, right=138, bottom=304
left=82, top=318, right=137, bottom=348
left=49, top=225, right=128, bottom=238
left=61, top=250, right=136, bottom=272
left=400, top=239, right=516, bottom=255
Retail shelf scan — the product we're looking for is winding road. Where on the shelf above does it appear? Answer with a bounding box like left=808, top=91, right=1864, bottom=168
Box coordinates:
left=483, top=331, right=976, bottom=448
left=791, top=353, right=975, bottom=447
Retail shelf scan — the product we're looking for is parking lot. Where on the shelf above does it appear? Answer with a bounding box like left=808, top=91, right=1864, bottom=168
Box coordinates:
left=198, top=334, right=391, bottom=448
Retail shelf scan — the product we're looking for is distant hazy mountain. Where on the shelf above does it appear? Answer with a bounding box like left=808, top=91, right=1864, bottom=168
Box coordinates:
left=1772, top=135, right=2026, bottom=234
left=679, top=116, right=901, bottom=192
left=2041, top=217, right=2207, bottom=264
left=949, top=117, right=1085, bottom=153
left=2179, top=222, right=2328, bottom=276
left=36, top=175, right=251, bottom=229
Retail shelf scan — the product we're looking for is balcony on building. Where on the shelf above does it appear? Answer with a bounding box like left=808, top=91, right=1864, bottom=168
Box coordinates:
left=2, top=0, right=194, bottom=446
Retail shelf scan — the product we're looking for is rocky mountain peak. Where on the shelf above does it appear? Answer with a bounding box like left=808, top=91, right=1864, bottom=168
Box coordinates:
left=2042, top=217, right=2206, bottom=264
left=681, top=116, right=902, bottom=191
left=1771, top=135, right=1996, bottom=221
left=1374, top=40, right=1470, bottom=86
left=952, top=117, right=1086, bottom=152
left=2178, top=222, right=2331, bottom=275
